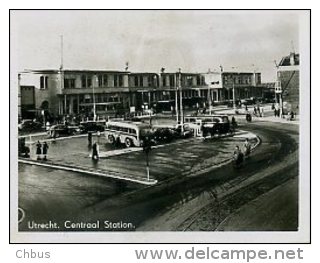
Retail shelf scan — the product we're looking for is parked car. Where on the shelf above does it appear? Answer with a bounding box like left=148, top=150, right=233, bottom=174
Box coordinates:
left=153, top=127, right=177, bottom=143
left=48, top=124, right=80, bottom=138
left=174, top=123, right=193, bottom=138
left=79, top=121, right=106, bottom=134
left=18, top=119, right=43, bottom=132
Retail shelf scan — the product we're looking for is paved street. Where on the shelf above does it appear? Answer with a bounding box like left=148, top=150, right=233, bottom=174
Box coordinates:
left=18, top=115, right=298, bottom=232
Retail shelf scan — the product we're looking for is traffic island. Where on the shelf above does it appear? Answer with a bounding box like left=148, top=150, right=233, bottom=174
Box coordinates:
left=18, top=130, right=259, bottom=186
left=18, top=158, right=158, bottom=186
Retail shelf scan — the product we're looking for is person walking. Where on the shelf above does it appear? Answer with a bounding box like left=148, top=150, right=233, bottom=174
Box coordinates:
left=231, top=116, right=237, bottom=133
left=92, top=141, right=99, bottom=160
left=243, top=138, right=251, bottom=157
left=253, top=106, right=257, bottom=116
left=88, top=131, right=92, bottom=147
left=42, top=141, right=49, bottom=161
left=36, top=141, right=42, bottom=160
left=233, top=145, right=244, bottom=167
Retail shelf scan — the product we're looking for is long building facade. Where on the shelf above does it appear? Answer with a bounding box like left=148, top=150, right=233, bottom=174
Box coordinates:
left=18, top=68, right=263, bottom=120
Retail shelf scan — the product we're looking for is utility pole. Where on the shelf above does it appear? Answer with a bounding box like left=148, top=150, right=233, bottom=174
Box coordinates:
left=60, top=35, right=63, bottom=70
left=175, top=74, right=179, bottom=123
left=59, top=35, right=64, bottom=115
left=232, top=76, right=236, bottom=110
left=178, top=68, right=184, bottom=134
left=93, top=76, right=96, bottom=121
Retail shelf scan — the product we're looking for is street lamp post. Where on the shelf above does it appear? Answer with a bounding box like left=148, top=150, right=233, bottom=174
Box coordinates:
left=232, top=76, right=236, bottom=110
left=93, top=76, right=97, bottom=121
left=143, top=138, right=152, bottom=181
left=175, top=74, right=179, bottom=123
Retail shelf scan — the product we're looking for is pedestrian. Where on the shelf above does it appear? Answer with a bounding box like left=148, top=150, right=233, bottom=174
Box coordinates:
left=290, top=111, right=295, bottom=121
left=253, top=106, right=257, bottom=116
left=36, top=141, right=42, bottom=160
left=88, top=131, right=92, bottom=146
left=42, top=141, right=49, bottom=161
left=233, top=145, right=244, bottom=167
left=231, top=116, right=237, bottom=133
left=246, top=112, right=252, bottom=122
left=257, top=106, right=261, bottom=117
left=92, top=141, right=99, bottom=160
left=260, top=107, right=264, bottom=117
left=243, top=138, right=251, bottom=157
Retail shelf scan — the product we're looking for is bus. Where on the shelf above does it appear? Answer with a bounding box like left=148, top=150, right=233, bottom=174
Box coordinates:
left=104, top=121, right=152, bottom=147
left=184, top=115, right=231, bottom=137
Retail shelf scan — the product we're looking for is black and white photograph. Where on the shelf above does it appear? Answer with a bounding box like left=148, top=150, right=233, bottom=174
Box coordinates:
left=10, top=9, right=310, bottom=243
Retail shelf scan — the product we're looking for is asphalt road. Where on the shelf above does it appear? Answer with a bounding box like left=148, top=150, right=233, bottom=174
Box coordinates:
left=18, top=120, right=299, bottom=232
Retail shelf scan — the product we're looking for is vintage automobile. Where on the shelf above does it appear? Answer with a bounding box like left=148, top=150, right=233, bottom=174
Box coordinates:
left=174, top=123, right=193, bottom=138
left=152, top=127, right=177, bottom=143
left=48, top=124, right=80, bottom=138
left=79, top=120, right=106, bottom=134
left=18, top=119, right=43, bottom=132
left=201, top=116, right=231, bottom=137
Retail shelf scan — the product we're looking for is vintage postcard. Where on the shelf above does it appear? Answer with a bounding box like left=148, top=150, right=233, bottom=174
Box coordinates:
left=10, top=10, right=310, bottom=243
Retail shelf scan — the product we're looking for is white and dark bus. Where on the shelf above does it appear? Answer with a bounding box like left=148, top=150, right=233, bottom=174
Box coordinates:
left=104, top=121, right=152, bottom=147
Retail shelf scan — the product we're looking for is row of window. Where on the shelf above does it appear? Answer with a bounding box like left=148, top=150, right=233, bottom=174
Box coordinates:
left=64, top=75, right=125, bottom=89
left=223, top=75, right=253, bottom=85
left=106, top=126, right=137, bottom=135
left=62, top=75, right=205, bottom=89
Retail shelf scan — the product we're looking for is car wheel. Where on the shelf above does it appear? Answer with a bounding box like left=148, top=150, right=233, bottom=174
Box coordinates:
left=125, top=138, right=133, bottom=148
left=108, top=135, right=115, bottom=144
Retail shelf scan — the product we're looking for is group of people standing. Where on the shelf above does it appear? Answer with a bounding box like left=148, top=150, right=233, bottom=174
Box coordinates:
left=253, top=105, right=264, bottom=117
left=36, top=141, right=49, bottom=161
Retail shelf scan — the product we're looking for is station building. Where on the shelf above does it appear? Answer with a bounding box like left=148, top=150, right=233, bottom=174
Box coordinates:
left=18, top=68, right=263, bottom=119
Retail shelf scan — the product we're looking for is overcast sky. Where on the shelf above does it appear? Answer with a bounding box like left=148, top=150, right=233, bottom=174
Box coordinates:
left=11, top=10, right=301, bottom=82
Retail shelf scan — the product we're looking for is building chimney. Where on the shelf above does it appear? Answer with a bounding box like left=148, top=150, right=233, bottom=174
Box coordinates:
left=290, top=52, right=295, bottom=66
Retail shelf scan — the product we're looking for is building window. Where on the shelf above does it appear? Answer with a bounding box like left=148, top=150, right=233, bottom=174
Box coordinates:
left=119, top=75, right=123, bottom=87
left=40, top=76, right=49, bottom=89
left=87, top=77, right=92, bottom=88
left=197, top=76, right=201, bottom=86
left=98, top=75, right=103, bottom=87
left=114, top=75, right=118, bottom=87
left=134, top=76, right=139, bottom=87
left=187, top=76, right=193, bottom=86
left=148, top=76, right=153, bottom=87
left=64, top=78, right=75, bottom=89
left=81, top=75, right=92, bottom=88
left=140, top=76, right=143, bottom=87
left=81, top=75, right=86, bottom=88
left=162, top=76, right=166, bottom=87
left=103, top=75, right=108, bottom=87
left=169, top=75, right=175, bottom=87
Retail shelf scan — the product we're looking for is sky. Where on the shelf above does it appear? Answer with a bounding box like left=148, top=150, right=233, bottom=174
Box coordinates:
left=11, top=10, right=301, bottom=82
